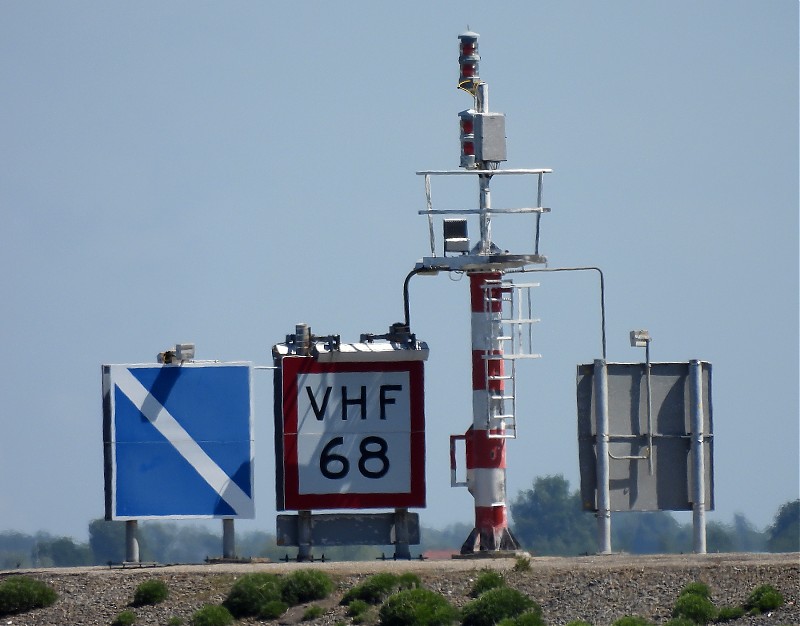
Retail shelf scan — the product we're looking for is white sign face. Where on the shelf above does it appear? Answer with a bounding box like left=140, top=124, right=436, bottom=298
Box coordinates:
left=296, top=370, right=411, bottom=494
left=277, top=357, right=426, bottom=510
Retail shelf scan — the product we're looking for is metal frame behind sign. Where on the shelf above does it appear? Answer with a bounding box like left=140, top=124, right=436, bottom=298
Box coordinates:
left=577, top=360, right=714, bottom=553
left=275, top=355, right=426, bottom=511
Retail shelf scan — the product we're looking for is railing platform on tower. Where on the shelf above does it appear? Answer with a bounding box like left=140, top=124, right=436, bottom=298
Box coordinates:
left=415, top=168, right=552, bottom=273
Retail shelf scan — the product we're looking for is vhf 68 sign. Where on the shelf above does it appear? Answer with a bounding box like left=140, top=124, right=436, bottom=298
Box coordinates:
left=276, top=356, right=426, bottom=510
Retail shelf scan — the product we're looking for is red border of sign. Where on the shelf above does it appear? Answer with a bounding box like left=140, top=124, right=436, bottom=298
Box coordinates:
left=277, top=355, right=426, bottom=510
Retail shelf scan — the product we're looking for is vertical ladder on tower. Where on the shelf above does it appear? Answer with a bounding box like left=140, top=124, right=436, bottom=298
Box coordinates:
left=482, top=279, right=541, bottom=439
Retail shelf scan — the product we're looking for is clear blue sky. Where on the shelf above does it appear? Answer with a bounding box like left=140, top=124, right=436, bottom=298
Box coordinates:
left=1, top=2, right=797, bottom=542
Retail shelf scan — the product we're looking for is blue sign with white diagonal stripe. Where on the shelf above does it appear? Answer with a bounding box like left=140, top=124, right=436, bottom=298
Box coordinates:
left=102, top=362, right=254, bottom=520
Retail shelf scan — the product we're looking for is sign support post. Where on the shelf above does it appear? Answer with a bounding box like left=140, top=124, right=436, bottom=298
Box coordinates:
left=125, top=520, right=139, bottom=564
left=222, top=518, right=235, bottom=559
left=593, top=359, right=612, bottom=554
left=690, top=359, right=707, bottom=554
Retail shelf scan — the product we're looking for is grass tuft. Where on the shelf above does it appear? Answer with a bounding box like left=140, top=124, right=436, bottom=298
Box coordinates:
left=744, top=584, right=784, bottom=614
left=0, top=575, right=58, bottom=616
left=461, top=586, right=539, bottom=626
left=469, top=569, right=505, bottom=597
left=281, top=569, right=334, bottom=605
left=378, top=587, right=459, bottom=626
left=132, top=579, right=169, bottom=606
left=190, top=604, right=233, bottom=626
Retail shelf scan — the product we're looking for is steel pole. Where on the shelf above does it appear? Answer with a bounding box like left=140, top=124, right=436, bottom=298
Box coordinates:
left=125, top=520, right=140, bottom=563
left=222, top=518, right=235, bottom=559
left=594, top=359, right=612, bottom=554
left=690, top=360, right=707, bottom=554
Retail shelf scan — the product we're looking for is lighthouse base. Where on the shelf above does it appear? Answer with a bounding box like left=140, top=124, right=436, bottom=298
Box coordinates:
left=459, top=525, right=522, bottom=555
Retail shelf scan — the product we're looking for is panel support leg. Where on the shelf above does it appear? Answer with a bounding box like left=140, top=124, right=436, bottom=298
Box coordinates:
left=690, top=360, right=707, bottom=554
left=125, top=520, right=140, bottom=563
left=394, top=508, right=411, bottom=559
left=297, top=510, right=313, bottom=562
left=222, top=518, right=236, bottom=559
left=594, top=359, right=612, bottom=554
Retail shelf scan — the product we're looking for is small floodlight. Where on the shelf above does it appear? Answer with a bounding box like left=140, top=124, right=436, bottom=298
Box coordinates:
left=444, top=218, right=470, bottom=253
left=175, top=343, right=195, bottom=361
left=158, top=343, right=195, bottom=364
left=629, top=330, right=651, bottom=348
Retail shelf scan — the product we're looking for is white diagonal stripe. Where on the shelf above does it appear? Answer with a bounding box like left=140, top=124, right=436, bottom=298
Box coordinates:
left=114, top=366, right=253, bottom=516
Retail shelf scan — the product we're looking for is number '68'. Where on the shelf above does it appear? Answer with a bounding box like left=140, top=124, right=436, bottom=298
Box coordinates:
left=319, top=436, right=390, bottom=480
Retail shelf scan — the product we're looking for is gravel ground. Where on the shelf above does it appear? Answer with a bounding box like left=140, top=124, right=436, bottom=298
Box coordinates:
left=0, top=552, right=797, bottom=626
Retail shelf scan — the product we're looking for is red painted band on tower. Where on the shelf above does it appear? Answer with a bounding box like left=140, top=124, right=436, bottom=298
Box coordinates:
left=465, top=427, right=507, bottom=469
left=470, top=272, right=503, bottom=313
left=475, top=505, right=507, bottom=528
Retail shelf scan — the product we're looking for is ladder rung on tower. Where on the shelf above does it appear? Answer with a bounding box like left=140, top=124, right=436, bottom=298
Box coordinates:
left=481, top=279, right=541, bottom=439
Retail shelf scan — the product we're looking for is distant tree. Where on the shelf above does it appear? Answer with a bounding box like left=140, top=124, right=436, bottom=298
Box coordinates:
left=237, top=530, right=283, bottom=560
left=766, top=499, right=800, bottom=552
left=128, top=523, right=222, bottom=563
left=34, top=537, right=92, bottom=567
left=89, top=519, right=126, bottom=564
left=421, top=523, right=473, bottom=552
left=706, top=521, right=736, bottom=553
left=510, top=475, right=596, bottom=555
left=0, top=531, right=35, bottom=569
left=137, top=522, right=179, bottom=563
left=731, top=513, right=766, bottom=552
left=611, top=511, right=691, bottom=554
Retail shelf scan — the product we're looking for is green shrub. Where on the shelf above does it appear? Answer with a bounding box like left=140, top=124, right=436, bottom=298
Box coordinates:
left=281, top=569, right=334, bottom=605
left=470, top=569, right=506, bottom=597
left=0, top=575, right=58, bottom=616
left=663, top=619, right=694, bottom=626
left=715, top=605, right=745, bottom=622
left=611, top=617, right=653, bottom=626
left=190, top=604, right=233, bottom=626
left=348, top=599, right=370, bottom=617
left=132, top=579, right=169, bottom=606
left=222, top=572, right=282, bottom=618
left=497, top=612, right=546, bottom=626
left=513, top=556, right=532, bottom=572
left=260, top=599, right=289, bottom=619
left=353, top=611, right=372, bottom=625
left=302, top=604, right=324, bottom=620
left=565, top=621, right=593, bottom=626
left=679, top=581, right=711, bottom=600
left=113, top=609, right=137, bottom=626
left=341, top=572, right=420, bottom=606
left=672, top=592, right=717, bottom=624
left=672, top=593, right=717, bottom=624
left=461, top=587, right=539, bottom=626
left=167, top=618, right=184, bottom=626
left=397, top=572, right=422, bottom=587
left=378, top=588, right=459, bottom=626
left=745, top=584, right=784, bottom=613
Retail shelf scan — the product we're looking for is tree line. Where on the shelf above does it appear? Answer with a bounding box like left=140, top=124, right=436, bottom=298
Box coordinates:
left=1, top=475, right=796, bottom=568
left=509, top=475, right=798, bottom=556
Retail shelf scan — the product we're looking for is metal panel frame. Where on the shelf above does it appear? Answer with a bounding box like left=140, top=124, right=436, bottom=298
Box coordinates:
left=576, top=361, right=714, bottom=512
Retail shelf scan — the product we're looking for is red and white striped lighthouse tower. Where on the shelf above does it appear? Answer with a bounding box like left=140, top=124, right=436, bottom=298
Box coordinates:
left=460, top=271, right=520, bottom=552
left=414, top=31, right=550, bottom=555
